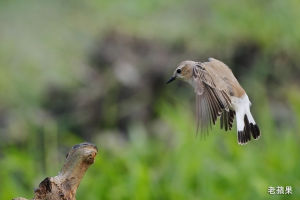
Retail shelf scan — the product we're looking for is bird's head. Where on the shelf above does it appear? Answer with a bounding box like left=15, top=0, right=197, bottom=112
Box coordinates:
left=166, top=60, right=196, bottom=84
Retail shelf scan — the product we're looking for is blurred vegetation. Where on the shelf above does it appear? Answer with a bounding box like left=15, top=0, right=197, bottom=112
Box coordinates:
left=0, top=0, right=300, bottom=199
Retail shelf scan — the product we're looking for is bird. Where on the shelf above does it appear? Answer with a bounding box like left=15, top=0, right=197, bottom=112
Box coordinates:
left=166, top=58, right=260, bottom=145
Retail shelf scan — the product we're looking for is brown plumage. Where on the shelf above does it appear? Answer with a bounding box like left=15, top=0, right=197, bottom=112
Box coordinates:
left=167, top=58, right=260, bottom=144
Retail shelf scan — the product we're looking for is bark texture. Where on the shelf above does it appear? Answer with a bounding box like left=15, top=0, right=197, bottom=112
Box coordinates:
left=13, top=142, right=98, bottom=200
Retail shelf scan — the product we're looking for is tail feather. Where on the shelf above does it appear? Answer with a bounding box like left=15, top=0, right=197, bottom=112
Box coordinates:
left=237, top=114, right=260, bottom=144
left=250, top=123, right=260, bottom=139
left=233, top=94, right=260, bottom=144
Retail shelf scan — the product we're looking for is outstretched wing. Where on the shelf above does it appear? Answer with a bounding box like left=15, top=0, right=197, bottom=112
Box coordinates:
left=220, top=109, right=235, bottom=131
left=193, top=64, right=233, bottom=134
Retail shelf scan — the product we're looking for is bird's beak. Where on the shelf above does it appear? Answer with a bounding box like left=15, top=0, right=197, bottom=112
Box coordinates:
left=166, top=76, right=176, bottom=84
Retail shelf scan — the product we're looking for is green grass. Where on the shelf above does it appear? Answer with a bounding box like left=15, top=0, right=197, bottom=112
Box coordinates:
left=79, top=95, right=300, bottom=200
left=2, top=93, right=299, bottom=199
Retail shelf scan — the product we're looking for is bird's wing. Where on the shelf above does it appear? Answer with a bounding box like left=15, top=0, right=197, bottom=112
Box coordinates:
left=193, top=64, right=232, bottom=134
left=203, top=58, right=245, bottom=97
left=220, top=109, right=235, bottom=131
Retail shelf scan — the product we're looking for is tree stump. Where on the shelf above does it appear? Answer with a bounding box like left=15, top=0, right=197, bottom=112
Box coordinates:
left=13, top=143, right=98, bottom=200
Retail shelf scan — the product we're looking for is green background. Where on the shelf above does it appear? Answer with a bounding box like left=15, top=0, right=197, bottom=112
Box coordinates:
left=0, top=0, right=299, bottom=199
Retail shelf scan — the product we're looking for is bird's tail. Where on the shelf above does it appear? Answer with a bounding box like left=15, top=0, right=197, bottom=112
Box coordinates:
left=236, top=109, right=260, bottom=145
left=234, top=94, right=260, bottom=145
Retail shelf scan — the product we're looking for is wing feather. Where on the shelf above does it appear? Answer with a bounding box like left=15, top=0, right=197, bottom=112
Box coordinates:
left=220, top=113, right=224, bottom=129
left=220, top=109, right=235, bottom=131
left=204, top=58, right=246, bottom=97
left=206, top=87, right=217, bottom=125
left=193, top=63, right=234, bottom=135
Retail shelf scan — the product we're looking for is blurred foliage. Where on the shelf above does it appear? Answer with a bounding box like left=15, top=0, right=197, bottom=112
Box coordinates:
left=0, top=0, right=300, bottom=199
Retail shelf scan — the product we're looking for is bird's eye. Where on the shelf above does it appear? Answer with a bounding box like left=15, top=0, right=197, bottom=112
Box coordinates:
left=177, top=69, right=182, bottom=74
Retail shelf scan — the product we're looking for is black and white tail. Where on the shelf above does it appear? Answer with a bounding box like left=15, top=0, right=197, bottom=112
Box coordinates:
left=233, top=94, right=260, bottom=145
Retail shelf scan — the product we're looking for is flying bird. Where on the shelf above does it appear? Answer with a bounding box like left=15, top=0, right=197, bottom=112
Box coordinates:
left=166, top=58, right=260, bottom=144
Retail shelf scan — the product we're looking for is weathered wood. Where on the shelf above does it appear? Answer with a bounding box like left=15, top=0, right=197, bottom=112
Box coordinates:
left=13, top=143, right=98, bottom=200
